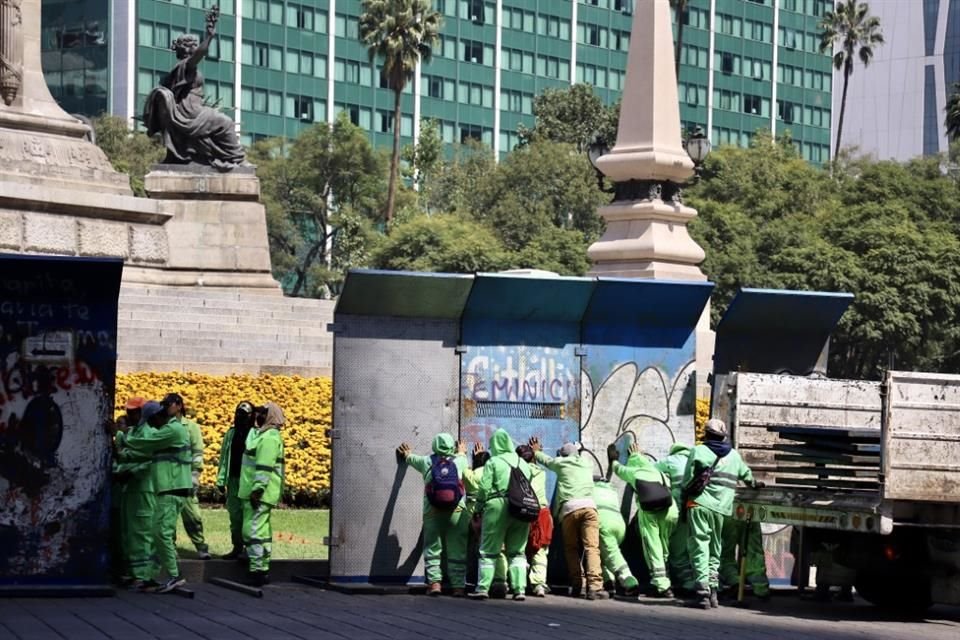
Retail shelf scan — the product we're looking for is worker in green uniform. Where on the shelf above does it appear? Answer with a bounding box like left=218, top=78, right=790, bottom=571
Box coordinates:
left=216, top=401, right=256, bottom=559
left=593, top=478, right=639, bottom=596
left=469, top=428, right=532, bottom=601
left=517, top=444, right=551, bottom=598
left=397, top=434, right=469, bottom=596
left=239, top=402, right=286, bottom=586
left=122, top=395, right=193, bottom=593
left=682, top=419, right=761, bottom=610
left=609, top=442, right=678, bottom=598
left=656, top=443, right=695, bottom=594
left=719, top=517, right=770, bottom=599
left=531, top=438, right=607, bottom=600
left=111, top=397, right=145, bottom=585
left=178, top=402, right=210, bottom=559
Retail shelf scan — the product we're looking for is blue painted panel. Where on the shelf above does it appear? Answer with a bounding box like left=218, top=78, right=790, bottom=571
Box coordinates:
left=335, top=269, right=473, bottom=319
left=584, top=278, right=714, bottom=328
left=0, top=254, right=122, bottom=586
left=714, top=288, right=853, bottom=376
left=463, top=273, right=595, bottom=322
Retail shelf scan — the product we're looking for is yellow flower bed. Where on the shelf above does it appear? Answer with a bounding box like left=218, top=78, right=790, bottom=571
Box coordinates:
left=695, top=396, right=710, bottom=443
left=115, top=373, right=332, bottom=505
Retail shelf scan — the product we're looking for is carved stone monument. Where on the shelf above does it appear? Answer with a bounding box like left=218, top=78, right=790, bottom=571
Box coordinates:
left=0, top=0, right=276, bottom=293
left=587, top=0, right=713, bottom=390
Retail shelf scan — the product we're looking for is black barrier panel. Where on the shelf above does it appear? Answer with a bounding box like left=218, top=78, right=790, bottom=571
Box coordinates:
left=0, top=254, right=122, bottom=585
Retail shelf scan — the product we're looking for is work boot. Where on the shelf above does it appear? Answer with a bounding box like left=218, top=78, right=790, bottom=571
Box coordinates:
left=451, top=588, right=466, bottom=598
left=710, top=587, right=720, bottom=608
left=532, top=584, right=546, bottom=598
left=622, top=576, right=640, bottom=597
left=428, top=582, right=442, bottom=596
left=467, top=590, right=489, bottom=600
left=490, top=582, right=508, bottom=599
left=221, top=547, right=243, bottom=560
left=586, top=590, right=610, bottom=601
left=513, top=592, right=526, bottom=601
left=691, top=584, right=711, bottom=610
left=197, top=550, right=211, bottom=561
left=248, top=571, right=269, bottom=587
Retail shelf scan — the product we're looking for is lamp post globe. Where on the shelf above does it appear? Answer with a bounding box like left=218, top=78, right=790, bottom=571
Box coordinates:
left=684, top=125, right=711, bottom=166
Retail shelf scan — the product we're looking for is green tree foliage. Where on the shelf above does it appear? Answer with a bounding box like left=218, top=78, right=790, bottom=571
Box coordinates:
left=402, top=118, right=443, bottom=195
left=252, top=114, right=387, bottom=297
left=372, top=214, right=510, bottom=272
left=359, top=0, right=441, bottom=225
left=946, top=84, right=960, bottom=142
left=689, top=130, right=960, bottom=379
left=92, top=114, right=165, bottom=196
left=518, top=84, right=620, bottom=150
left=819, top=1, right=884, bottom=159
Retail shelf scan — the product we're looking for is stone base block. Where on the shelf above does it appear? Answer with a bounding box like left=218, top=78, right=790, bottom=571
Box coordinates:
left=145, top=164, right=260, bottom=201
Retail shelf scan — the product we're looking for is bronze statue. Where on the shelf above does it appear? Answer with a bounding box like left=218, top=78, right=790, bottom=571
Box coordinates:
left=143, top=6, right=245, bottom=171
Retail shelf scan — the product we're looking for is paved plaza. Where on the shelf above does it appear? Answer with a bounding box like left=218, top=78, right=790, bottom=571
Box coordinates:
left=2, top=585, right=958, bottom=640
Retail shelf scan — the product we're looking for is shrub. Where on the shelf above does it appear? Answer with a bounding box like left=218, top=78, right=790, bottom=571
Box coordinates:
left=115, top=373, right=331, bottom=506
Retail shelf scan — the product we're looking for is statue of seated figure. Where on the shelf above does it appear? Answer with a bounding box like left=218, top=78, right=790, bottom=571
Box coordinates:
left=143, top=5, right=245, bottom=172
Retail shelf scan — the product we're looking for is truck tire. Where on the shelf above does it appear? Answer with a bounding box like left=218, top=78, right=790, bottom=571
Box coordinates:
left=854, top=571, right=933, bottom=615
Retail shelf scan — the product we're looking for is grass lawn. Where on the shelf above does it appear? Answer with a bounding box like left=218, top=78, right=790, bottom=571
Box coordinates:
left=177, top=507, right=329, bottom=560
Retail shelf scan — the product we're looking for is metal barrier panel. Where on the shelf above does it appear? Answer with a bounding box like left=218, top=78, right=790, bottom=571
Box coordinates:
left=581, top=279, right=714, bottom=471
left=0, top=255, right=122, bottom=585
left=460, top=275, right=594, bottom=486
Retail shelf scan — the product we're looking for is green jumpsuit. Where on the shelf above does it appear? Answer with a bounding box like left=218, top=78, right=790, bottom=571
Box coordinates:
left=124, top=417, right=193, bottom=580
left=719, top=517, right=770, bottom=597
left=179, top=417, right=208, bottom=554
left=115, top=428, right=155, bottom=581
left=526, top=462, right=550, bottom=589
left=476, top=429, right=532, bottom=596
left=656, top=444, right=694, bottom=591
left=613, top=452, right=678, bottom=592
left=404, top=434, right=469, bottom=589
left=681, top=444, right=755, bottom=593
left=593, top=480, right=638, bottom=591
left=238, top=409, right=285, bottom=574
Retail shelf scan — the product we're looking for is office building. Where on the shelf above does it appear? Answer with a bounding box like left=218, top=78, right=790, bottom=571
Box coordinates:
left=42, top=0, right=833, bottom=163
left=831, top=0, right=960, bottom=161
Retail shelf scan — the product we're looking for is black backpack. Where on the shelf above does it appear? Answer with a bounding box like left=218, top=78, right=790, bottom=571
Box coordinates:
left=683, top=454, right=721, bottom=501
left=634, top=472, right=673, bottom=512
left=507, top=462, right=540, bottom=522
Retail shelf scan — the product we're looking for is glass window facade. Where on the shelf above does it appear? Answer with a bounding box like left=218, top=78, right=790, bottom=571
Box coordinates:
left=41, top=0, right=110, bottom=116
left=43, top=0, right=833, bottom=164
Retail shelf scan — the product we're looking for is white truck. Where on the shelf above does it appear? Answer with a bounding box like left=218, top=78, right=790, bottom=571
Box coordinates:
left=711, top=290, right=960, bottom=611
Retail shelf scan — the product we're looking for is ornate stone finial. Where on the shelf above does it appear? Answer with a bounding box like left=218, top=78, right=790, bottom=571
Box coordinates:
left=0, top=0, right=23, bottom=106
left=595, top=0, right=694, bottom=185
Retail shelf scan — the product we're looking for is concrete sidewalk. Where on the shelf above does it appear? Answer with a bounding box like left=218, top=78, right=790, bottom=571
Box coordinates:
left=1, top=583, right=958, bottom=640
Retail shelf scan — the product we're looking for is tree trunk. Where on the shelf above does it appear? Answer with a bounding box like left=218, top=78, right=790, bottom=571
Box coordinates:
left=386, top=87, right=402, bottom=227
left=834, top=67, right=851, bottom=161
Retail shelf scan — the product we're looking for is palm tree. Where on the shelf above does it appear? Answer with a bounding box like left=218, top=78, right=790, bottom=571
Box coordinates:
left=670, top=0, right=689, bottom=82
left=945, top=84, right=960, bottom=141
left=359, top=0, right=441, bottom=226
left=819, top=1, right=884, bottom=160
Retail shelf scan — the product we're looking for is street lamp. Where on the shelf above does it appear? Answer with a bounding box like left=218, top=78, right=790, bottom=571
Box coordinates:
left=587, top=136, right=613, bottom=193
left=683, top=125, right=711, bottom=180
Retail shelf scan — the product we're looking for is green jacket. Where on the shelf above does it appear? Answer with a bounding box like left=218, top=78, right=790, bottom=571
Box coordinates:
left=124, top=417, right=193, bottom=494
left=182, top=417, right=205, bottom=474
left=405, top=433, right=467, bottom=513
left=239, top=426, right=285, bottom=505
left=656, top=444, right=692, bottom=505
left=682, top=444, right=754, bottom=516
left=477, top=429, right=531, bottom=509
left=535, top=450, right=595, bottom=514
left=113, top=429, right=152, bottom=490
left=530, top=463, right=548, bottom=508
left=593, top=480, right=625, bottom=533
left=216, top=428, right=235, bottom=488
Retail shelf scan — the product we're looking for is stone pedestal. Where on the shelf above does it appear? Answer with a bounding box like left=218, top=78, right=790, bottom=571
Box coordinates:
left=586, top=0, right=713, bottom=394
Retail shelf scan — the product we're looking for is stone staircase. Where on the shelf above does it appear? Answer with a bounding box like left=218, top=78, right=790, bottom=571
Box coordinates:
left=117, top=285, right=335, bottom=376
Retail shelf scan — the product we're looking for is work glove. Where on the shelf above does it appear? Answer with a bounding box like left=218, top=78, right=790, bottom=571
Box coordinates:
left=629, top=442, right=642, bottom=455
left=752, top=480, right=766, bottom=489
left=528, top=437, right=542, bottom=453
left=473, top=442, right=485, bottom=456
left=606, top=443, right=620, bottom=462
left=396, top=442, right=411, bottom=463
left=250, top=490, right=263, bottom=508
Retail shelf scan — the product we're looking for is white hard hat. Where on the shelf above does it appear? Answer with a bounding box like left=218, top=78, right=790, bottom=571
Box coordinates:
left=704, top=419, right=728, bottom=439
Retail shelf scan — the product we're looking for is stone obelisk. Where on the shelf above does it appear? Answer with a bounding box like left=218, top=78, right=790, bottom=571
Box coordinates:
left=587, top=0, right=712, bottom=390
